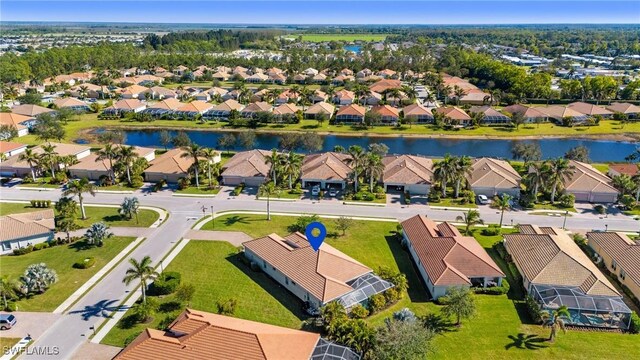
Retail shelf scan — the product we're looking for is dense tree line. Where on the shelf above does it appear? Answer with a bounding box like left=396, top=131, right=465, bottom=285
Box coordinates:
left=142, top=30, right=279, bottom=51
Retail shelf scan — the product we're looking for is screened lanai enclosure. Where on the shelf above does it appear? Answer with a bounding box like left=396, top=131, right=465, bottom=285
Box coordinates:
left=531, top=284, right=632, bottom=329
left=337, top=273, right=394, bottom=309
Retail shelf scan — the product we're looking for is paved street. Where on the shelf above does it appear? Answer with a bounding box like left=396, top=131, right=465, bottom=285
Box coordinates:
left=0, top=185, right=637, bottom=359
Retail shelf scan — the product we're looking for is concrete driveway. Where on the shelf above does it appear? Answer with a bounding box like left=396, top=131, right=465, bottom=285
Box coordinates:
left=0, top=312, right=61, bottom=339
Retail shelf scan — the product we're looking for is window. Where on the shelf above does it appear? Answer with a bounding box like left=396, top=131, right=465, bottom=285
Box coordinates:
left=263, top=260, right=267, bottom=269
left=285, top=277, right=289, bottom=285
left=620, top=269, right=626, bottom=281
left=611, top=260, right=617, bottom=271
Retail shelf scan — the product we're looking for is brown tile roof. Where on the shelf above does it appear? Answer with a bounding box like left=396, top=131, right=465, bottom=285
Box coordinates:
left=305, top=102, right=335, bottom=115
left=212, top=99, right=244, bottom=112
left=402, top=103, right=433, bottom=117
left=177, top=101, right=213, bottom=113
left=301, top=152, right=352, bottom=181
left=588, top=232, right=640, bottom=287
left=145, top=148, right=193, bottom=176
left=120, top=84, right=150, bottom=96
left=605, top=102, right=640, bottom=114
left=243, top=232, right=371, bottom=302
left=567, top=102, right=613, bottom=116
left=150, top=86, right=176, bottom=97
left=608, top=163, right=639, bottom=177
left=563, top=160, right=617, bottom=194
left=242, top=102, right=272, bottom=113
left=467, top=157, right=521, bottom=189
left=116, top=309, right=319, bottom=360
left=504, top=225, right=619, bottom=296
left=0, top=209, right=55, bottom=241
left=401, top=215, right=504, bottom=286
left=273, top=103, right=299, bottom=116
left=382, top=155, right=434, bottom=184
left=69, top=147, right=154, bottom=172
left=336, top=104, right=366, bottom=117
left=335, top=89, right=355, bottom=101
left=221, top=149, right=271, bottom=178
left=538, top=105, right=585, bottom=120
left=112, top=99, right=145, bottom=111
left=0, top=141, right=27, bottom=154
left=0, top=113, right=30, bottom=131
left=368, top=79, right=402, bottom=93
left=469, top=105, right=509, bottom=119
left=10, top=104, right=54, bottom=117
left=1, top=142, right=89, bottom=169
left=434, top=107, right=471, bottom=121
left=369, top=105, right=399, bottom=118
left=53, top=97, right=87, bottom=108
left=502, top=104, right=547, bottom=119
left=148, top=98, right=184, bottom=111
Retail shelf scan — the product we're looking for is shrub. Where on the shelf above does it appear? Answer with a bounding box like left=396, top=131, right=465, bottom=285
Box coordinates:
left=558, top=193, right=575, bottom=208
left=53, top=172, right=68, bottom=184
left=459, top=190, right=475, bottom=205
left=289, top=183, right=303, bottom=195
left=594, top=204, right=606, bottom=214
left=13, top=246, right=33, bottom=256
left=288, top=214, right=320, bottom=233
left=30, top=200, right=36, bottom=207
left=250, top=261, right=261, bottom=272
left=132, top=298, right=158, bottom=323
left=156, top=314, right=177, bottom=331
left=232, top=184, right=245, bottom=196
left=525, top=295, right=543, bottom=324
left=384, top=287, right=401, bottom=304
left=150, top=272, right=182, bottom=295
left=130, top=175, right=144, bottom=188
left=158, top=301, right=182, bottom=313
left=33, top=243, right=49, bottom=251
left=177, top=177, right=190, bottom=190
left=350, top=304, right=369, bottom=319
left=629, top=312, right=640, bottom=334
left=473, top=279, right=510, bottom=295
left=152, top=180, right=166, bottom=192
left=427, top=190, right=441, bottom=203
left=368, top=294, right=386, bottom=313
left=481, top=225, right=501, bottom=236
left=518, top=192, right=536, bottom=208
left=374, top=185, right=385, bottom=194
left=175, top=283, right=196, bottom=304
left=4, top=302, right=17, bottom=312
left=73, top=257, right=96, bottom=269
left=573, top=233, right=587, bottom=247
left=216, top=298, right=238, bottom=315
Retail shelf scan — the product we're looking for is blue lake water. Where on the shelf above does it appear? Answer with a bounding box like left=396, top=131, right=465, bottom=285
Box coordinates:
left=114, top=129, right=637, bottom=162
left=344, top=45, right=362, bottom=53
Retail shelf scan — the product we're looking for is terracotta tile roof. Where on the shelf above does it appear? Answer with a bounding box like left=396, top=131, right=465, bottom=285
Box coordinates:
left=563, top=160, right=617, bottom=194
left=145, top=148, right=193, bottom=176
left=305, top=102, right=335, bottom=115
left=120, top=84, right=150, bottom=96
left=502, top=104, right=548, bottom=119
left=69, top=147, right=154, bottom=172
left=469, top=105, right=509, bottom=119
left=336, top=104, right=366, bottom=117
left=148, top=98, right=184, bottom=111
left=0, top=141, right=27, bottom=154
left=177, top=101, right=213, bottom=113
left=435, top=107, right=471, bottom=121
left=467, top=157, right=521, bottom=189
left=459, top=89, right=489, bottom=102
left=0, top=209, right=55, bottom=241
left=0, top=113, right=30, bottom=130
left=206, top=87, right=228, bottom=96
left=538, top=105, right=586, bottom=120
left=335, top=89, right=355, bottom=101
left=588, top=232, right=640, bottom=287
left=504, top=225, right=619, bottom=296
left=301, top=152, right=352, bottom=181
left=369, top=105, right=399, bottom=118
left=112, top=99, right=145, bottom=111
left=368, top=79, right=401, bottom=93
left=212, top=99, right=244, bottom=112
left=243, top=232, right=371, bottom=302
left=273, top=103, right=299, bottom=115
left=401, top=215, right=504, bottom=286
left=150, top=86, right=176, bottom=97
left=1, top=142, right=89, bottom=169
left=116, top=309, right=319, bottom=360
left=608, top=163, right=639, bottom=176
left=221, top=149, right=271, bottom=178
left=53, top=97, right=87, bottom=108
left=242, top=102, right=272, bottom=113
left=567, top=102, right=613, bottom=116
left=11, top=104, right=54, bottom=117
left=605, top=102, right=640, bottom=114
left=382, top=155, right=434, bottom=184
left=402, top=103, right=432, bottom=118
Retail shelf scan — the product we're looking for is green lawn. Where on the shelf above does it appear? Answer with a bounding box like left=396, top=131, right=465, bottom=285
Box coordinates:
left=96, top=184, right=140, bottom=192
left=530, top=202, right=577, bottom=213
left=18, top=182, right=61, bottom=189
left=0, top=202, right=43, bottom=215
left=430, top=197, right=478, bottom=209
left=1, top=237, right=135, bottom=311
left=297, top=33, right=388, bottom=42
left=174, top=186, right=221, bottom=195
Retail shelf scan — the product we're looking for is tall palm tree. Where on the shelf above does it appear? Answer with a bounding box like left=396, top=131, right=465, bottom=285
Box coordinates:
left=181, top=144, right=203, bottom=188
left=264, top=149, right=282, bottom=187
left=494, top=193, right=512, bottom=228
left=282, top=151, right=303, bottom=189
left=632, top=173, right=640, bottom=202
left=19, top=148, right=40, bottom=181
left=525, top=162, right=546, bottom=198
left=365, top=153, right=384, bottom=192
left=201, top=148, right=220, bottom=188
left=122, top=256, right=158, bottom=304
left=434, top=154, right=455, bottom=197
left=118, top=145, right=138, bottom=186
left=96, top=143, right=119, bottom=182
left=542, top=306, right=570, bottom=342
left=347, top=145, right=366, bottom=193
left=258, top=182, right=279, bottom=221
left=0, top=276, right=18, bottom=310
left=545, top=158, right=575, bottom=203
left=40, top=143, right=59, bottom=178
left=456, top=209, right=484, bottom=235
left=63, top=178, right=96, bottom=219
left=453, top=85, right=466, bottom=105
left=453, top=156, right=472, bottom=198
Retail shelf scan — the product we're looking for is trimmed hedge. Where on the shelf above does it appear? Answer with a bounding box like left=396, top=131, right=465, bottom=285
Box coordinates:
left=33, top=243, right=50, bottom=251
left=473, top=278, right=510, bottom=295
left=13, top=246, right=33, bottom=256
left=73, top=257, right=96, bottom=269
left=232, top=184, right=245, bottom=196
left=150, top=271, right=182, bottom=295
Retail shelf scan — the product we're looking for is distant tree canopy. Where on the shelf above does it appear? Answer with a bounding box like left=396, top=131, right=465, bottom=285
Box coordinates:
left=142, top=30, right=279, bottom=51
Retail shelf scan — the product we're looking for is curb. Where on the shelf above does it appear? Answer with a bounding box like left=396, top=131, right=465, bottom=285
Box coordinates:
left=95, top=190, right=135, bottom=194
left=256, top=197, right=299, bottom=202
left=343, top=201, right=386, bottom=207
left=172, top=193, right=219, bottom=198
left=429, top=205, right=479, bottom=211
left=16, top=187, right=58, bottom=191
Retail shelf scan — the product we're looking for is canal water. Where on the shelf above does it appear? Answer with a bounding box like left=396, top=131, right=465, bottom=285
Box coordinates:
left=113, top=129, right=637, bottom=162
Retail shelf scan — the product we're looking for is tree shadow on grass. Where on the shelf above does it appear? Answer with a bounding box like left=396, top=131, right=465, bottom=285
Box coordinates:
left=505, top=333, right=548, bottom=350
left=384, top=234, right=431, bottom=303
left=422, top=313, right=456, bottom=334
left=301, top=124, right=320, bottom=129
left=225, top=252, right=309, bottom=326
left=222, top=215, right=251, bottom=227
left=102, top=214, right=126, bottom=223
left=68, top=240, right=94, bottom=252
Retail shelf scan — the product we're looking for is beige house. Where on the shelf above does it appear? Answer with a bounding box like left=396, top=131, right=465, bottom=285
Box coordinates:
left=503, top=104, right=549, bottom=123
left=382, top=155, right=434, bottom=194
left=588, top=232, right=640, bottom=303
left=144, top=148, right=194, bottom=183
left=220, top=149, right=270, bottom=186
left=467, top=157, right=521, bottom=197
left=304, top=102, right=335, bottom=119
left=1, top=209, right=55, bottom=254
left=606, top=102, right=640, bottom=119
left=0, top=142, right=91, bottom=178
left=204, top=99, right=244, bottom=120
left=402, top=103, right=433, bottom=123
left=300, top=152, right=352, bottom=189
left=68, top=146, right=155, bottom=181
left=563, top=160, right=618, bottom=203
left=567, top=102, right=613, bottom=118
left=0, top=113, right=31, bottom=137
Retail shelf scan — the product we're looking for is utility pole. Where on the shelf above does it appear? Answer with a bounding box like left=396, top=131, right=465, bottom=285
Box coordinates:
left=562, top=211, right=568, bottom=230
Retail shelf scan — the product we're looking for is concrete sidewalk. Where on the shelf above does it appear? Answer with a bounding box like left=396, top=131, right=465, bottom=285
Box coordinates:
left=184, top=230, right=252, bottom=246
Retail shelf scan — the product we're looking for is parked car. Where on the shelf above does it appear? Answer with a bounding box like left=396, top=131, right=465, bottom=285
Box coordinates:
left=328, top=188, right=337, bottom=197
left=311, top=185, right=320, bottom=196
left=0, top=314, right=16, bottom=330
left=476, top=194, right=490, bottom=205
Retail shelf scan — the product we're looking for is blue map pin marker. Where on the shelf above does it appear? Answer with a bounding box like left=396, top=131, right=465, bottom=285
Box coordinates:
left=305, top=221, right=326, bottom=252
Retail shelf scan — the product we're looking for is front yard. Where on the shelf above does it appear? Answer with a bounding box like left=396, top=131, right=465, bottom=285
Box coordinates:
left=1, top=236, right=135, bottom=312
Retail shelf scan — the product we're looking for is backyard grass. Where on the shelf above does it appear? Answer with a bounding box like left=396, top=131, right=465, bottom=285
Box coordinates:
left=297, top=33, right=388, bottom=42
left=0, top=237, right=135, bottom=312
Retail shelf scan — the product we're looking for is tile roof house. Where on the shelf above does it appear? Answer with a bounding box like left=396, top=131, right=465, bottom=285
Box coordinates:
left=0, top=113, right=31, bottom=137
left=538, top=106, right=588, bottom=124
left=368, top=79, right=401, bottom=93
left=204, top=99, right=244, bottom=120
left=502, top=104, right=548, bottom=123
left=504, top=225, right=631, bottom=329
left=562, top=160, right=618, bottom=203
left=335, top=104, right=366, bottom=124
left=104, top=99, right=146, bottom=114
left=457, top=89, right=489, bottom=106
left=241, top=101, right=272, bottom=118
left=304, top=102, right=335, bottom=119
left=334, top=90, right=356, bottom=105
left=10, top=104, right=55, bottom=119
left=243, top=232, right=392, bottom=311
left=221, top=149, right=271, bottom=186
left=175, top=101, right=214, bottom=118
left=52, top=97, right=90, bottom=112
left=382, top=155, right=434, bottom=195
left=469, top=106, right=510, bottom=124
left=608, top=163, right=639, bottom=178
left=142, top=98, right=185, bottom=118
left=144, top=148, right=196, bottom=183
left=467, top=157, right=522, bottom=197
left=149, top=86, right=177, bottom=100
left=273, top=103, right=300, bottom=121
left=1, top=209, right=55, bottom=255
left=588, top=232, right=640, bottom=303
left=119, top=84, right=151, bottom=99
left=69, top=146, right=155, bottom=181
left=0, top=142, right=91, bottom=178
left=605, top=102, right=640, bottom=118
left=434, top=107, right=471, bottom=126
left=301, top=152, right=353, bottom=189
left=115, top=309, right=360, bottom=360
left=402, top=103, right=433, bottom=123
left=0, top=141, right=27, bottom=157
left=567, top=102, right=613, bottom=118
left=369, top=105, right=399, bottom=124
left=401, top=215, right=504, bottom=299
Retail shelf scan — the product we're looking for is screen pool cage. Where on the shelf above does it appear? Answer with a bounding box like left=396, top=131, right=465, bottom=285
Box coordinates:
left=311, top=338, right=361, bottom=360
left=337, top=273, right=394, bottom=309
left=531, top=284, right=632, bottom=329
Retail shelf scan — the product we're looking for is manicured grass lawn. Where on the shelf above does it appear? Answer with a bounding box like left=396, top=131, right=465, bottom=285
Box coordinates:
left=430, top=197, right=478, bottom=208
left=623, top=206, right=640, bottom=216
left=530, top=202, right=577, bottom=213
left=0, top=202, right=44, bottom=215
left=256, top=190, right=301, bottom=200
left=298, top=33, right=388, bottom=42
left=96, top=184, right=140, bottom=192
left=101, top=240, right=306, bottom=347
left=1, top=237, right=135, bottom=311
left=18, top=182, right=61, bottom=189
left=174, top=186, right=221, bottom=195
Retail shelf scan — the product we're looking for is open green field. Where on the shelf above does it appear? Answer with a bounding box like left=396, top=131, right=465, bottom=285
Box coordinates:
left=0, top=202, right=158, bottom=227
left=1, top=237, right=135, bottom=311
left=297, top=33, right=388, bottom=42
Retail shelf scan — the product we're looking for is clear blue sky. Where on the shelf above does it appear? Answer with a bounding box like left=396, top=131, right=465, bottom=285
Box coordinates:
left=1, top=1, right=638, bottom=24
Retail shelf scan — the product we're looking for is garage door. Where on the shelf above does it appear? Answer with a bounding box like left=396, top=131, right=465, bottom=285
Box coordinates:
left=572, top=192, right=590, bottom=202
left=223, top=176, right=243, bottom=186
left=244, top=177, right=266, bottom=187
left=590, top=193, right=617, bottom=203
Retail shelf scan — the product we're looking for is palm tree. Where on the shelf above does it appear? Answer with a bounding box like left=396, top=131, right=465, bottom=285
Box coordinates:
left=525, top=162, right=546, bottom=199
left=19, top=148, right=40, bottom=181
left=118, top=145, right=138, bottom=186
left=365, top=153, right=384, bottom=192
left=258, top=182, right=279, bottom=220
left=264, top=149, right=282, bottom=186
left=119, top=197, right=140, bottom=223
left=0, top=276, right=18, bottom=310
left=282, top=151, right=303, bottom=189
left=122, top=256, right=158, bottom=304
left=434, top=154, right=455, bottom=197
left=545, top=158, right=575, bottom=203
left=181, top=144, right=203, bottom=188
left=96, top=143, right=119, bottom=182
left=41, top=143, right=58, bottom=178
left=201, top=148, right=220, bottom=188
left=452, top=156, right=472, bottom=198
left=347, top=145, right=366, bottom=193
left=632, top=173, right=640, bottom=202
left=494, top=193, right=512, bottom=228
left=542, top=306, right=570, bottom=342
left=453, top=85, right=466, bottom=105
left=63, top=178, right=96, bottom=220
left=456, top=210, right=484, bottom=235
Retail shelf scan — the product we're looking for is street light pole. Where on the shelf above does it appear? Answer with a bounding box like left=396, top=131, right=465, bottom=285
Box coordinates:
left=211, top=205, right=214, bottom=230
left=562, top=211, right=568, bottom=230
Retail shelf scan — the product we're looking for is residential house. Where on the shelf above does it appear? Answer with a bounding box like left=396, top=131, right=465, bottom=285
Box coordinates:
left=141, top=98, right=185, bottom=118
left=269, top=73, right=287, bottom=85
left=246, top=73, right=269, bottom=83
left=335, top=104, right=366, bottom=124
left=221, top=149, right=270, bottom=186
left=0, top=210, right=55, bottom=255
left=334, top=90, right=356, bottom=105
left=304, top=102, right=335, bottom=120
left=119, top=84, right=151, bottom=99
left=563, top=160, right=618, bottom=203
left=369, top=105, right=400, bottom=124
left=588, top=232, right=640, bottom=302
left=312, top=73, right=328, bottom=84
left=173, top=65, right=189, bottom=75
left=204, top=99, right=244, bottom=120
left=368, top=79, right=402, bottom=94
left=210, top=71, right=229, bottom=81
left=363, top=92, right=383, bottom=106
left=175, top=101, right=214, bottom=119
left=469, top=106, right=510, bottom=125
left=402, top=103, right=433, bottom=124
left=68, top=146, right=155, bottom=181
left=401, top=215, right=504, bottom=299
left=502, top=104, right=548, bottom=123
left=606, top=102, right=640, bottom=119
left=568, top=102, right=613, bottom=118
left=243, top=232, right=392, bottom=311
left=332, top=74, right=354, bottom=86
left=303, top=68, right=319, bottom=76
left=149, top=86, right=177, bottom=100
left=356, top=69, right=373, bottom=78
left=467, top=157, right=521, bottom=197
left=376, top=69, right=397, bottom=79
left=434, top=107, right=472, bottom=126
left=240, top=102, right=272, bottom=118
left=0, top=113, right=31, bottom=137
left=458, top=89, right=489, bottom=106
left=103, top=99, right=146, bottom=115
left=539, top=106, right=588, bottom=124
left=0, top=141, right=27, bottom=158
left=115, top=309, right=360, bottom=360
left=144, top=148, right=196, bottom=183
left=11, top=104, right=55, bottom=121
left=273, top=103, right=299, bottom=122
left=504, top=225, right=632, bottom=329
left=67, top=83, right=106, bottom=99
left=53, top=97, right=90, bottom=113
left=608, top=163, right=639, bottom=178
left=275, top=89, right=299, bottom=105
left=309, top=90, right=328, bottom=104
left=300, top=152, right=352, bottom=189
left=0, top=142, right=91, bottom=177
left=382, top=155, right=434, bottom=194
